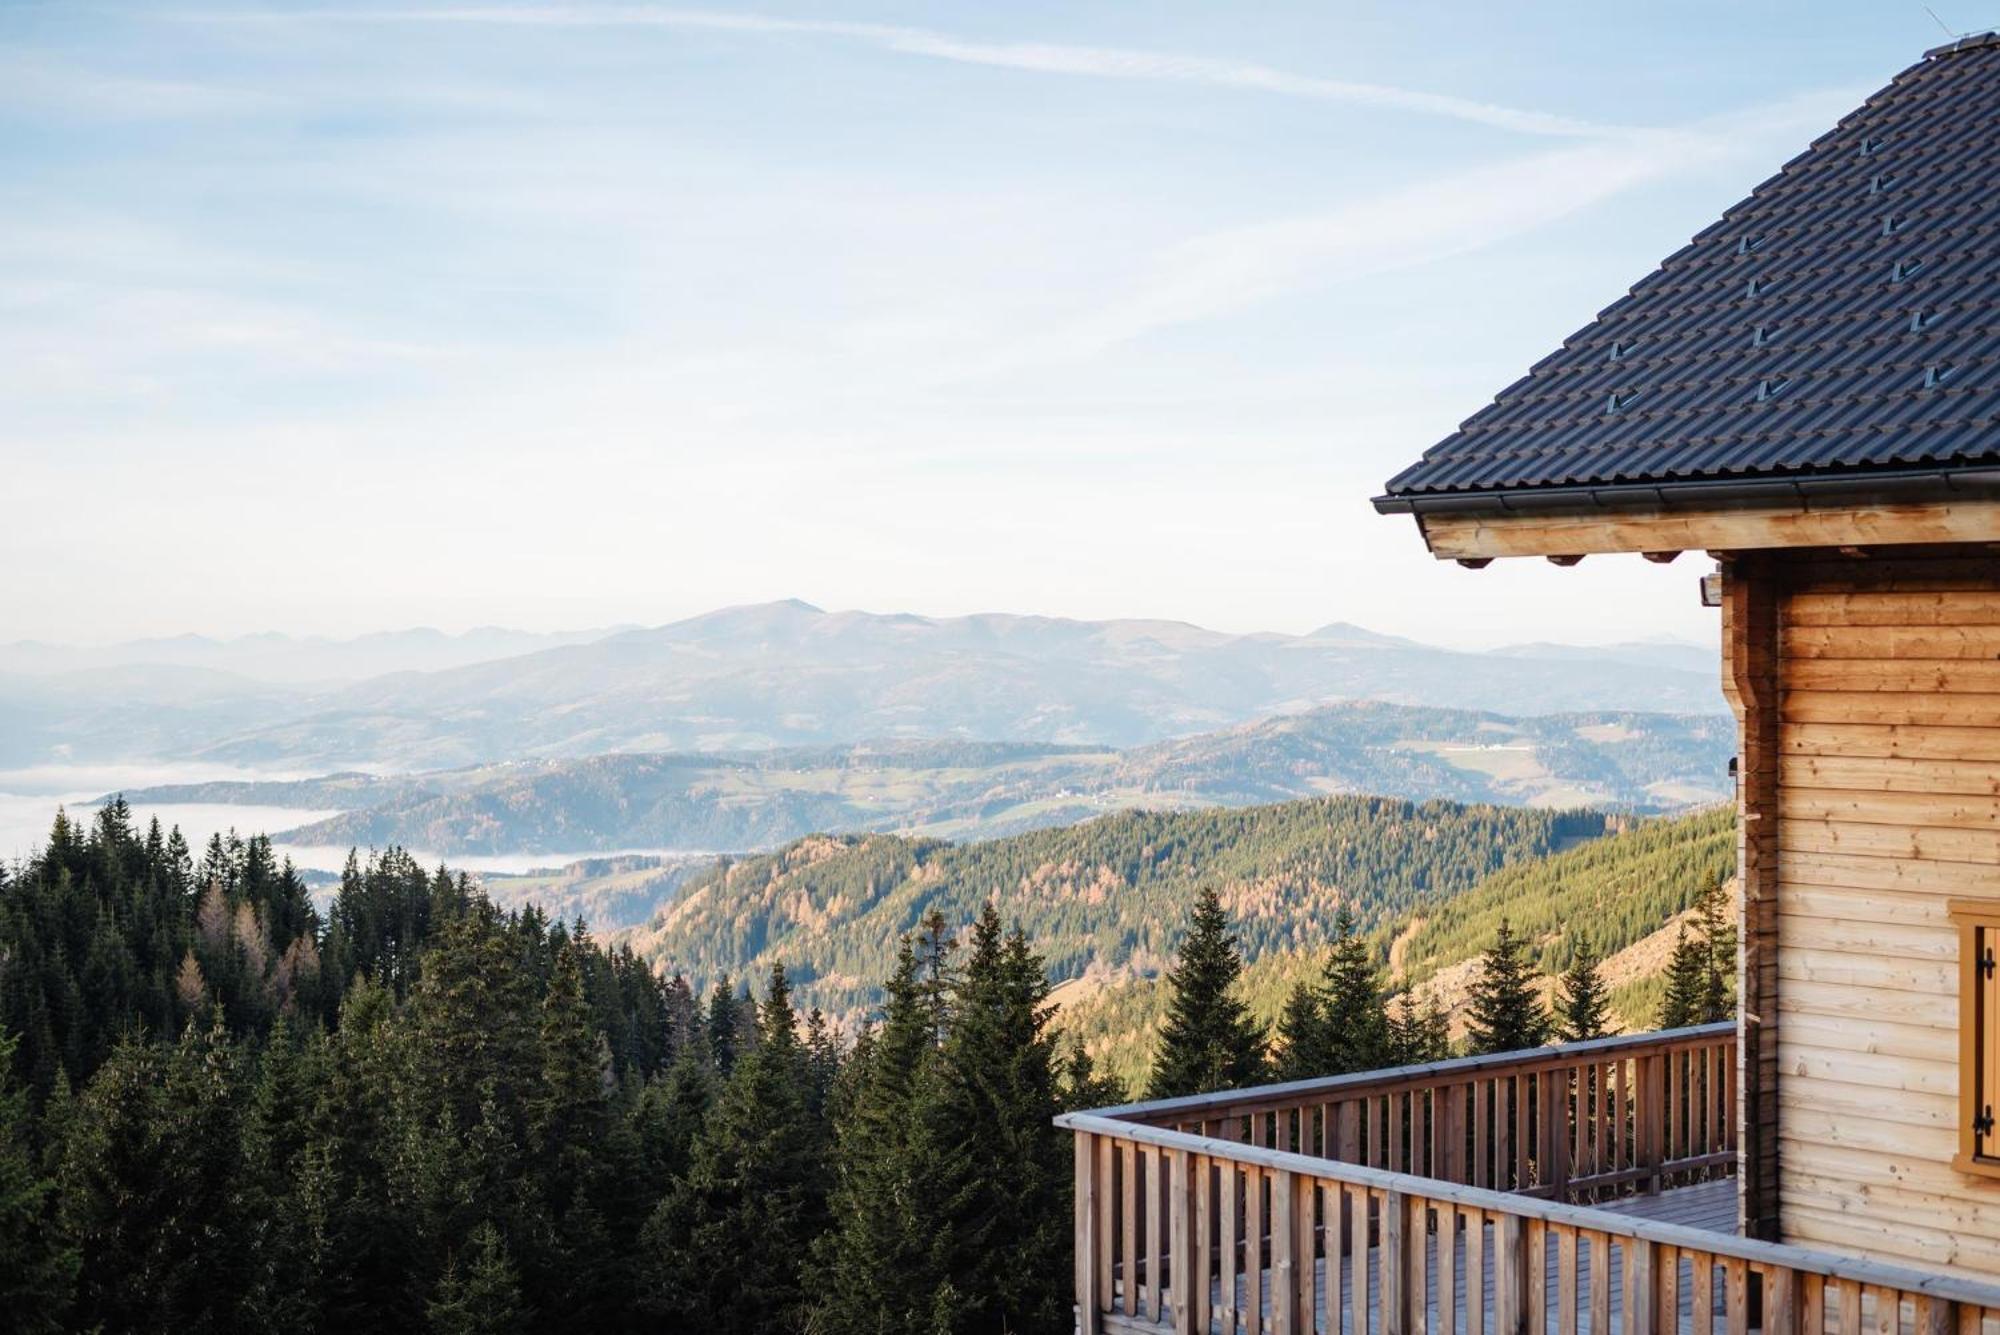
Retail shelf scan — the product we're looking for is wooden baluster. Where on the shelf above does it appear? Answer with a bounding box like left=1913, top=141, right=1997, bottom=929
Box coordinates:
left=1439, top=1199, right=1459, bottom=1335
left=1446, top=1084, right=1466, bottom=1184
left=1360, top=1183, right=1376, bottom=1335
left=1725, top=1257, right=1748, bottom=1335
left=1657, top=1247, right=1680, bottom=1335
left=1836, top=1279, right=1862, bottom=1335
left=1476, top=1077, right=1491, bottom=1188
left=1637, top=1055, right=1662, bottom=1194
left=1610, top=1058, right=1625, bottom=1181
left=1598, top=1063, right=1614, bottom=1184
left=1588, top=1230, right=1611, bottom=1335
left=1508, top=1075, right=1525, bottom=1191
left=1466, top=1207, right=1486, bottom=1335
left=1122, top=1142, right=1139, bottom=1318
left=1098, top=1136, right=1116, bottom=1322
left=1273, top=1170, right=1297, bottom=1335
left=1918, top=1297, right=1955, bottom=1335
left=1339, top=1099, right=1361, bottom=1167
left=1496, top=1212, right=1528, bottom=1335
left=1571, top=1066, right=1588, bottom=1195
left=1558, top=1227, right=1579, bottom=1335
left=1802, top=1272, right=1826, bottom=1335
left=1383, top=1190, right=1409, bottom=1335
left=1220, top=1159, right=1239, bottom=1335
left=1076, top=1132, right=1102, bottom=1335
left=1172, top=1150, right=1194, bottom=1335
left=1147, top=1145, right=1165, bottom=1323
left=1867, top=1287, right=1899, bottom=1335
left=1196, top=1154, right=1214, bottom=1335
left=1723, top=1040, right=1739, bottom=1156
left=1246, top=1167, right=1264, bottom=1335
left=1765, top=1266, right=1801, bottom=1335
left=1528, top=1220, right=1550, bottom=1335
left=1691, top=1254, right=1714, bottom=1335
left=1551, top=1070, right=1573, bottom=1197
left=1625, top=1239, right=1657, bottom=1335
left=1296, top=1175, right=1317, bottom=1335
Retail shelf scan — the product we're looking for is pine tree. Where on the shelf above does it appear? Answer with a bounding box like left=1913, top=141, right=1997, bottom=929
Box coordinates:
left=1272, top=980, right=1327, bottom=1081
left=0, top=1029, right=74, bottom=1332
left=1058, top=1035, right=1126, bottom=1111
left=1147, top=888, right=1267, bottom=1098
left=427, top=1221, right=529, bottom=1335
left=1318, top=906, right=1391, bottom=1074
left=814, top=936, right=967, bottom=1335
left=642, top=963, right=825, bottom=1334
left=1555, top=945, right=1612, bottom=1043
left=706, top=974, right=742, bottom=1077
left=528, top=942, right=616, bottom=1334
left=1464, top=919, right=1550, bottom=1056
left=1659, top=924, right=1708, bottom=1029
left=933, top=906, right=1069, bottom=1333
left=1692, top=875, right=1736, bottom=1023
left=1386, top=990, right=1451, bottom=1065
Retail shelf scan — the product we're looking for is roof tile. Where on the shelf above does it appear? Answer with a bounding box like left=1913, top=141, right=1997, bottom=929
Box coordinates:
left=1382, top=38, right=2000, bottom=499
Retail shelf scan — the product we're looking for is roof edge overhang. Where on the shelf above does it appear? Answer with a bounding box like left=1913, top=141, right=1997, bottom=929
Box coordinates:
left=1371, top=465, right=2000, bottom=518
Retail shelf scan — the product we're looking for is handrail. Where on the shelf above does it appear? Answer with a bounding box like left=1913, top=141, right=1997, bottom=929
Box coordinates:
left=1060, top=1110, right=2000, bottom=1311
left=1095, top=1023, right=1735, bottom=1124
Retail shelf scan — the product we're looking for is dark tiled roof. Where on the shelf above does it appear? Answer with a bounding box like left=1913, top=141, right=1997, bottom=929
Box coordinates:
left=1378, top=33, right=2000, bottom=507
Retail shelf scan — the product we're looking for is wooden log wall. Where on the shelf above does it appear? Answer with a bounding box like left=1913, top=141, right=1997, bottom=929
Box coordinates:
left=1753, top=551, right=2000, bottom=1273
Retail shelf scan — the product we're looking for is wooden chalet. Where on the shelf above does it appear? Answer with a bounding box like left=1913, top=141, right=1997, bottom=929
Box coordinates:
left=1062, top=34, right=2000, bottom=1335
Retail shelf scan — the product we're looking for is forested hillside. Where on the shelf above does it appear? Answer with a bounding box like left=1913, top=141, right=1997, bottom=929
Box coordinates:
left=1049, top=807, right=1735, bottom=1088
left=0, top=804, right=1101, bottom=1333
left=623, top=796, right=1612, bottom=1023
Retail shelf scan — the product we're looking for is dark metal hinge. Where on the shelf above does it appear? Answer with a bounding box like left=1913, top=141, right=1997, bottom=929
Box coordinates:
left=1977, top=1107, right=1994, bottom=1137
left=1983, top=948, right=1996, bottom=979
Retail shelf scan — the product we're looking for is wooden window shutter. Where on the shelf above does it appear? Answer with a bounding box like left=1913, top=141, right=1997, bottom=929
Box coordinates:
left=1951, top=901, right=2000, bottom=1177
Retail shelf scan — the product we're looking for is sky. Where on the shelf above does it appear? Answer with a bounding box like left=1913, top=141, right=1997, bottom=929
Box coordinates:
left=2, top=1, right=1990, bottom=649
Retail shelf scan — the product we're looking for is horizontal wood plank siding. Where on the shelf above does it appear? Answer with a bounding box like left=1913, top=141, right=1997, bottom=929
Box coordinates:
left=1774, top=554, right=2000, bottom=1274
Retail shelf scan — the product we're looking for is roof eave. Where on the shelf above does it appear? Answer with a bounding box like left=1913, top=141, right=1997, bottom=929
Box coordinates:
left=1371, top=466, right=2000, bottom=518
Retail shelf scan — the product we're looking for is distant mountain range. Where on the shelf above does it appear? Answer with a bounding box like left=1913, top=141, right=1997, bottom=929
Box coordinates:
left=109, top=701, right=1732, bottom=856
left=6, top=600, right=1725, bottom=770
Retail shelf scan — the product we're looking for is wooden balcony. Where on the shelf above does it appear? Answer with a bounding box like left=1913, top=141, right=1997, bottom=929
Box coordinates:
left=1060, top=1024, right=2000, bottom=1335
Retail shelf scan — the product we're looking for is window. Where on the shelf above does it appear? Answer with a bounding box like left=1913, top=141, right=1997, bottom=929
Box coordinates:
left=1951, top=900, right=2000, bottom=1177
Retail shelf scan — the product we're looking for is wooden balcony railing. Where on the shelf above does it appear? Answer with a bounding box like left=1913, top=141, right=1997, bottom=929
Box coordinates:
left=1102, top=1025, right=1737, bottom=1203
left=1059, top=1025, right=2000, bottom=1335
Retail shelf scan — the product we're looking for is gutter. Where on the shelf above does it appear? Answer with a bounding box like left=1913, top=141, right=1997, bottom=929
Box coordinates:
left=1370, top=465, right=2000, bottom=518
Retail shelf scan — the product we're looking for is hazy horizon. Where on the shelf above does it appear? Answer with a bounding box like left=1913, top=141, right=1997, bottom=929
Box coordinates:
left=0, top=594, right=1720, bottom=658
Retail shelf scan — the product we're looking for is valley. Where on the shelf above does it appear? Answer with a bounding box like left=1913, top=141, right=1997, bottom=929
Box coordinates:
left=103, top=701, right=1731, bottom=860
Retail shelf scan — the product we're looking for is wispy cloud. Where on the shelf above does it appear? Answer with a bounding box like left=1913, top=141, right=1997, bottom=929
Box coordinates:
left=181, top=4, right=1624, bottom=138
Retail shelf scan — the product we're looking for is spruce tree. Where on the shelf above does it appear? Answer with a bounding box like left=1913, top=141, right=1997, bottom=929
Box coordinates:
left=1147, top=888, right=1267, bottom=1098
left=1272, top=980, right=1327, bottom=1082
left=1692, top=875, right=1736, bottom=1023
left=1464, top=919, right=1550, bottom=1056
left=642, top=963, right=825, bottom=1335
left=1555, top=945, right=1612, bottom=1043
left=427, top=1221, right=529, bottom=1335
left=1659, top=924, right=1708, bottom=1029
left=934, top=906, right=1069, bottom=1334
left=1318, top=906, right=1391, bottom=1074
left=1386, top=990, right=1451, bottom=1065
left=814, top=936, right=967, bottom=1335
left=0, top=1029, right=74, bottom=1332
left=1059, top=1035, right=1126, bottom=1111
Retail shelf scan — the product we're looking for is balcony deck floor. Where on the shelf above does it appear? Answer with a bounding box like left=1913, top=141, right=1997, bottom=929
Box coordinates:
left=1100, top=1179, right=1739, bottom=1335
